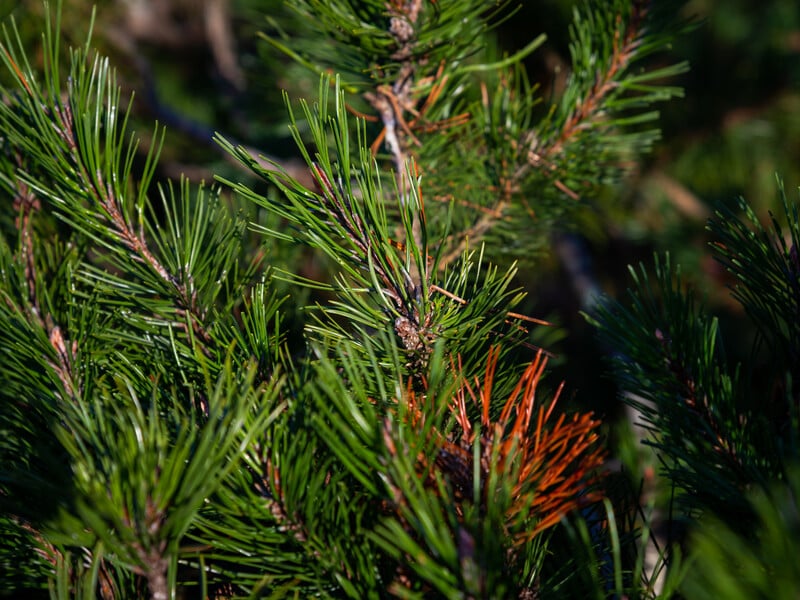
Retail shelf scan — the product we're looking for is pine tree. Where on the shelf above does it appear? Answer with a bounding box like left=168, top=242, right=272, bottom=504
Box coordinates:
left=11, top=1, right=796, bottom=598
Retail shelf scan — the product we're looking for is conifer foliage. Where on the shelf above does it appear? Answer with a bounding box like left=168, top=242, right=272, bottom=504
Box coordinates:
left=2, top=0, right=773, bottom=598
left=591, top=183, right=800, bottom=595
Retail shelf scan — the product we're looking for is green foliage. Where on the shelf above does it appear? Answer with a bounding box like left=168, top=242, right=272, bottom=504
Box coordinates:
left=262, top=0, right=691, bottom=264
left=592, top=182, right=800, bottom=528
left=3, top=0, right=767, bottom=598
left=711, top=182, right=800, bottom=379
left=542, top=498, right=687, bottom=600
left=544, top=0, right=688, bottom=170
left=680, top=466, right=800, bottom=600
left=47, top=364, right=282, bottom=594
left=590, top=255, right=753, bottom=519
left=218, top=73, right=556, bottom=410
left=264, top=0, right=516, bottom=91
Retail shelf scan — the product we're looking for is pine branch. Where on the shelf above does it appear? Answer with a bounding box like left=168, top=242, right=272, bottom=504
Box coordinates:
left=589, top=251, right=792, bottom=523
left=194, top=354, right=390, bottom=595
left=476, top=0, right=688, bottom=252
left=0, top=18, right=282, bottom=404
left=538, top=1, right=674, bottom=163
left=46, top=362, right=283, bottom=599
left=4, top=158, right=83, bottom=401
left=221, top=77, right=543, bottom=384
left=377, top=349, right=604, bottom=595
left=1, top=7, right=291, bottom=598
left=311, top=334, right=605, bottom=595
left=710, top=182, right=800, bottom=392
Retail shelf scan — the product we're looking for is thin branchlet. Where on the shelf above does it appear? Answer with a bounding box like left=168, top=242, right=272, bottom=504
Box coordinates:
left=48, top=99, right=215, bottom=349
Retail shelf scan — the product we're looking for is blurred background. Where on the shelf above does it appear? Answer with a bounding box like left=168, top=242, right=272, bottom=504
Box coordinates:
left=2, top=0, right=799, bottom=420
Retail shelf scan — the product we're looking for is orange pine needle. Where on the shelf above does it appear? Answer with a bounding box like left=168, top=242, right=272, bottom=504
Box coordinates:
left=452, top=348, right=605, bottom=543
left=4, top=49, right=32, bottom=96
left=383, top=345, right=605, bottom=554
left=345, top=102, right=380, bottom=121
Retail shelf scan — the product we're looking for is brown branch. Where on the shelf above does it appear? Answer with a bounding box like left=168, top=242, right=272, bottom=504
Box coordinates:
left=3, top=48, right=32, bottom=95
left=431, top=191, right=503, bottom=216
left=364, top=1, right=451, bottom=294
left=435, top=78, right=518, bottom=269
left=47, top=324, right=80, bottom=399
left=438, top=2, right=651, bottom=271
left=51, top=101, right=215, bottom=348
left=365, top=0, right=423, bottom=177
left=94, top=168, right=215, bottom=349
left=310, top=163, right=410, bottom=309
left=22, top=522, right=117, bottom=600
left=536, top=1, right=649, bottom=165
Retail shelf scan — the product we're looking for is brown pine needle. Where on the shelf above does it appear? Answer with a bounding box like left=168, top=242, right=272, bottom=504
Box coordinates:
left=430, top=284, right=553, bottom=327
left=4, top=49, right=32, bottom=95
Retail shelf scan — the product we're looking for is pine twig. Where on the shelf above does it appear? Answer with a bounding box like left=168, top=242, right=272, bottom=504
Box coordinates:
left=47, top=99, right=215, bottom=349
left=10, top=151, right=80, bottom=399
left=539, top=3, right=649, bottom=164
